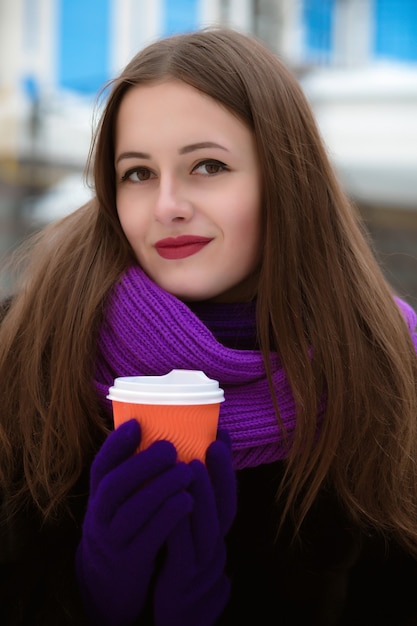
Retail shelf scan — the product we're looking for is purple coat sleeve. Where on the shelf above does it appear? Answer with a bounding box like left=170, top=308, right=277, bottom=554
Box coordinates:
left=394, top=296, right=417, bottom=353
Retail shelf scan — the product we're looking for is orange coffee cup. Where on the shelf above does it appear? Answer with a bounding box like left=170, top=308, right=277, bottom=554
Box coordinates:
left=107, top=369, right=225, bottom=463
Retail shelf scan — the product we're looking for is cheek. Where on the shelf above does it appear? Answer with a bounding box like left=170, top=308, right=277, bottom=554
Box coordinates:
left=222, top=211, right=261, bottom=275
left=117, top=200, right=145, bottom=242
left=230, top=198, right=261, bottom=247
left=242, top=223, right=261, bottom=268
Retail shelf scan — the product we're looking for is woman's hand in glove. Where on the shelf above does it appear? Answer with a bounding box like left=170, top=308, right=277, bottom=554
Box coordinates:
left=154, top=430, right=237, bottom=626
left=76, top=419, right=193, bottom=626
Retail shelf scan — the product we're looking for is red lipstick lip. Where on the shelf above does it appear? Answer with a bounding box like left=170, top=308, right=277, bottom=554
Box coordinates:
left=155, top=235, right=213, bottom=260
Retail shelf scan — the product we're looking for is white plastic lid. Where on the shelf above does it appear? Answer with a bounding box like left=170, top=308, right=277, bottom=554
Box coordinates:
left=107, top=369, right=225, bottom=405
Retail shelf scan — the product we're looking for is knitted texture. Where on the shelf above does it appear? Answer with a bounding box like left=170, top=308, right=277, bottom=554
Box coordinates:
left=187, top=300, right=258, bottom=351
left=94, top=265, right=307, bottom=469
left=94, top=265, right=417, bottom=469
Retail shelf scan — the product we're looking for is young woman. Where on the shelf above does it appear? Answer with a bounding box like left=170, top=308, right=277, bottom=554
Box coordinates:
left=1, top=27, right=417, bottom=626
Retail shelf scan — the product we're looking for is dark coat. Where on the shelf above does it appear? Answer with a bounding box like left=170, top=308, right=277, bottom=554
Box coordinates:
left=221, top=462, right=417, bottom=626
left=2, top=459, right=417, bottom=625
left=2, top=298, right=417, bottom=625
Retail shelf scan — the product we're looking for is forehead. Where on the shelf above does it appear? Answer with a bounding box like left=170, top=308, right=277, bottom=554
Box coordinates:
left=115, top=79, right=254, bottom=151
left=116, top=80, right=239, bottom=131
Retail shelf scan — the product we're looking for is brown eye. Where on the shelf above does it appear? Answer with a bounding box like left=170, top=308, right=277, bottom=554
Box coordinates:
left=192, top=159, right=228, bottom=175
left=122, top=167, right=154, bottom=182
left=204, top=162, right=222, bottom=174
left=137, top=168, right=152, bottom=180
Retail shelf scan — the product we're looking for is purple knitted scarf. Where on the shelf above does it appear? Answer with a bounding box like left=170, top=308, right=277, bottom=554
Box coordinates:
left=94, top=265, right=417, bottom=469
left=94, top=265, right=320, bottom=469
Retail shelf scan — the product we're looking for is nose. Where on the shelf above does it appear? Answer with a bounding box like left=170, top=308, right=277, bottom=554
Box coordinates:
left=153, top=176, right=194, bottom=223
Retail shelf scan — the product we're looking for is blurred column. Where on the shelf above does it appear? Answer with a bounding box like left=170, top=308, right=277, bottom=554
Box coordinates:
left=333, top=0, right=373, bottom=66
left=0, top=0, right=22, bottom=88
left=199, top=0, right=222, bottom=25
left=229, top=0, right=253, bottom=31
left=275, top=0, right=304, bottom=64
left=0, top=0, right=22, bottom=168
left=251, top=0, right=303, bottom=61
left=200, top=0, right=253, bottom=31
left=110, top=0, right=135, bottom=74
left=111, top=0, right=163, bottom=75
left=0, top=0, right=25, bottom=276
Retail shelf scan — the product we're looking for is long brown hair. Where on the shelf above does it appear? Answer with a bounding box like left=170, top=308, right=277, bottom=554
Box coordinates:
left=1, top=28, right=417, bottom=552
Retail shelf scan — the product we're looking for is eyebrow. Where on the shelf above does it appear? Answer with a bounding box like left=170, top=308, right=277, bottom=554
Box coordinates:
left=115, top=141, right=228, bottom=165
left=115, top=151, right=150, bottom=165
left=178, top=141, right=228, bottom=155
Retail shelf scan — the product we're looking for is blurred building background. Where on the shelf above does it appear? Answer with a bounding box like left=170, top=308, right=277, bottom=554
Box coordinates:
left=1, top=0, right=416, bottom=305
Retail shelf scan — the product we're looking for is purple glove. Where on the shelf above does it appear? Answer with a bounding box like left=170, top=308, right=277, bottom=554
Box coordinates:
left=154, top=430, right=237, bottom=626
left=76, top=419, right=193, bottom=626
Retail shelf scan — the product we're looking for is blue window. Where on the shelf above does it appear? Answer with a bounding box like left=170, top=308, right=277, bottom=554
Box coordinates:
left=161, top=0, right=199, bottom=37
left=374, top=0, right=417, bottom=62
left=302, top=0, right=335, bottom=64
left=57, top=0, right=111, bottom=95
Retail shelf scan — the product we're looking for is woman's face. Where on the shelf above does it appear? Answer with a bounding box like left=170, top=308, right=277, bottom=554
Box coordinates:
left=115, top=79, right=261, bottom=302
